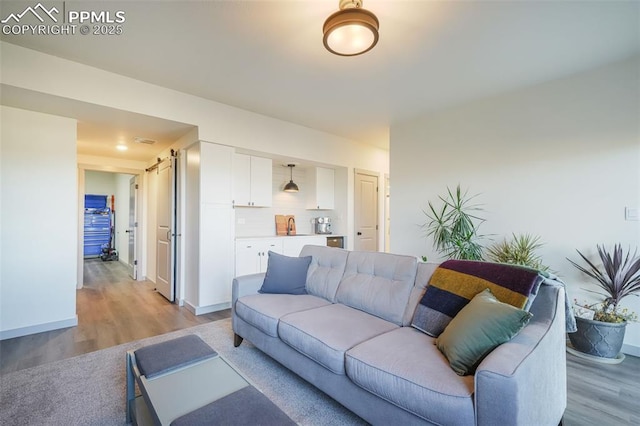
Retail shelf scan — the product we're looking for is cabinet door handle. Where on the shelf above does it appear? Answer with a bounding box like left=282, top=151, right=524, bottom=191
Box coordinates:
left=357, top=232, right=362, bottom=235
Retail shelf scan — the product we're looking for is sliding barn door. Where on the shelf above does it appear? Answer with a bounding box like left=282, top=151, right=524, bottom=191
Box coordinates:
left=156, top=157, right=175, bottom=302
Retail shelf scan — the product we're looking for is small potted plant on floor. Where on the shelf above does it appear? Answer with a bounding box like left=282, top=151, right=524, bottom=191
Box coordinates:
left=567, top=244, right=640, bottom=359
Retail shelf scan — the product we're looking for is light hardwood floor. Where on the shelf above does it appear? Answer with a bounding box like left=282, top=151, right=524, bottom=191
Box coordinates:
left=1, top=260, right=638, bottom=425
left=0, top=259, right=230, bottom=374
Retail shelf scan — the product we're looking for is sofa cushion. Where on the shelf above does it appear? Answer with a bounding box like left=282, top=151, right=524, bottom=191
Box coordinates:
left=259, top=251, right=312, bottom=295
left=300, top=245, right=349, bottom=302
left=235, top=294, right=331, bottom=337
left=336, top=251, right=417, bottom=325
left=401, top=261, right=439, bottom=326
left=345, top=327, right=475, bottom=426
left=436, top=289, right=533, bottom=376
left=412, top=260, right=543, bottom=337
left=278, top=304, right=398, bottom=375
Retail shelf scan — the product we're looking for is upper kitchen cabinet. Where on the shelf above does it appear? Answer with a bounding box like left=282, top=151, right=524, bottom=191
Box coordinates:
left=232, top=153, right=272, bottom=207
left=306, top=167, right=334, bottom=210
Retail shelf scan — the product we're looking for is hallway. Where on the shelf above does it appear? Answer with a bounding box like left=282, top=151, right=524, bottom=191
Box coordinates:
left=0, top=260, right=230, bottom=374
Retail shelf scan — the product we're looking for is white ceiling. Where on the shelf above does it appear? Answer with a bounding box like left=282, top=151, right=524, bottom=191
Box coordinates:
left=1, top=0, right=639, bottom=155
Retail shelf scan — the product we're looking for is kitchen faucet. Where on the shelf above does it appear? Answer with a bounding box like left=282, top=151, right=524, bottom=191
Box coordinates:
left=287, top=216, right=295, bottom=235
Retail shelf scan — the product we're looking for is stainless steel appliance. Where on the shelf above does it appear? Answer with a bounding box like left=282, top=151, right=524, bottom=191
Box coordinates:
left=326, top=236, right=344, bottom=248
left=314, top=217, right=332, bottom=234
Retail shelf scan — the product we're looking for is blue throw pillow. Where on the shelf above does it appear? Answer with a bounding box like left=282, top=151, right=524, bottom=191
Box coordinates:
left=259, top=251, right=311, bottom=295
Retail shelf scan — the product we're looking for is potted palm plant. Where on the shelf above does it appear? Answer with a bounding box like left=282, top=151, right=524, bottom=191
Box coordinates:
left=423, top=185, right=485, bottom=260
left=486, top=233, right=549, bottom=271
left=567, top=244, right=640, bottom=359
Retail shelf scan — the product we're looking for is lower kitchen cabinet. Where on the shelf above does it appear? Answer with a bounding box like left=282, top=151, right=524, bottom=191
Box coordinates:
left=235, top=238, right=283, bottom=276
left=281, top=236, right=327, bottom=257
left=234, top=236, right=328, bottom=276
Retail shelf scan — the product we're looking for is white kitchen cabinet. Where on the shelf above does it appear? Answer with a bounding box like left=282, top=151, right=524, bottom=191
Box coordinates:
left=282, top=235, right=327, bottom=257
left=184, top=141, right=235, bottom=313
left=306, top=167, right=334, bottom=210
left=200, top=142, right=233, bottom=205
left=199, top=204, right=234, bottom=306
left=235, top=238, right=283, bottom=276
left=233, top=153, right=272, bottom=207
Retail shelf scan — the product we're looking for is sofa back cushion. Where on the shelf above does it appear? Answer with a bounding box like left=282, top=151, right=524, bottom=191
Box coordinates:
left=401, top=261, right=439, bottom=326
left=336, top=251, right=418, bottom=325
left=300, top=245, right=349, bottom=302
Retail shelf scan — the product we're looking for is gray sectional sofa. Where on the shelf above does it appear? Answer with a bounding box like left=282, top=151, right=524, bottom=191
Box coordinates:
left=231, top=245, right=567, bottom=425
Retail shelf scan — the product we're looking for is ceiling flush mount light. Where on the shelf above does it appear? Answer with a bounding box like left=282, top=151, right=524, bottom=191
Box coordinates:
left=116, top=144, right=128, bottom=151
left=323, top=0, right=379, bottom=56
left=283, top=164, right=299, bottom=192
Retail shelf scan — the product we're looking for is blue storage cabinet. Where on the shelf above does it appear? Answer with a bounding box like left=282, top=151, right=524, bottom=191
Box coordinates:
left=84, top=195, right=111, bottom=258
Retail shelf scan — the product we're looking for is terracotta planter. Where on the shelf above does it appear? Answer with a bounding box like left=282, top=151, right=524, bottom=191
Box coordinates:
left=568, top=316, right=627, bottom=358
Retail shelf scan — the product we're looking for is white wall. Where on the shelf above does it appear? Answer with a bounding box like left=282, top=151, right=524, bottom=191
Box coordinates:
left=1, top=42, right=388, bottom=173
left=0, top=106, right=78, bottom=338
left=390, top=57, right=640, bottom=353
left=85, top=170, right=116, bottom=195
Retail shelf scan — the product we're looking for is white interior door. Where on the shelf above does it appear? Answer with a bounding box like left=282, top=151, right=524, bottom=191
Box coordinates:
left=127, top=176, right=138, bottom=279
left=156, top=158, right=175, bottom=302
left=355, top=170, right=379, bottom=251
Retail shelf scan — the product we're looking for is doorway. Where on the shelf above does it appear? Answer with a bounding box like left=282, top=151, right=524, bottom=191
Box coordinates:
left=354, top=169, right=379, bottom=251
left=78, top=167, right=142, bottom=289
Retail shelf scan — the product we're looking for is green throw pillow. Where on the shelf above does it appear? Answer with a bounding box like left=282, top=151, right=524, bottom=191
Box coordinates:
left=436, top=288, right=533, bottom=376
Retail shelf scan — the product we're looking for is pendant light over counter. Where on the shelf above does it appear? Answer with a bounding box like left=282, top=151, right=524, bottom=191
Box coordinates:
left=283, top=164, right=299, bottom=192
left=323, top=0, right=379, bottom=56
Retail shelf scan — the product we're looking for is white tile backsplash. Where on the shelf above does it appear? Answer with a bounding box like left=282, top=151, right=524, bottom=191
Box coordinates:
left=234, top=165, right=337, bottom=237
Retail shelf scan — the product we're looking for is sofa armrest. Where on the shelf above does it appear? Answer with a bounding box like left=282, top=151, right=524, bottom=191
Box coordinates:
left=231, top=273, right=265, bottom=334
left=474, top=285, right=566, bottom=426
left=232, top=273, right=265, bottom=308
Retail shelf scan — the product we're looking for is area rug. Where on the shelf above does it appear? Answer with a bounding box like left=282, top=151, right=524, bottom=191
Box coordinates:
left=0, top=319, right=366, bottom=425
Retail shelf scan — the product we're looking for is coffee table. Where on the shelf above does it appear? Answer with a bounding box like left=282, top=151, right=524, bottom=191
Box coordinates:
left=126, top=339, right=293, bottom=425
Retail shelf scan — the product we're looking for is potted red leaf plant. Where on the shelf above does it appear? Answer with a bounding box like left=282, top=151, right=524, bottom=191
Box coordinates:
left=567, top=244, right=640, bottom=359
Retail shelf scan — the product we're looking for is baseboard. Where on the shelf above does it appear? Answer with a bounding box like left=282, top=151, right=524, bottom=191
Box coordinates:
left=0, top=316, right=78, bottom=340
left=622, top=344, right=640, bottom=357
left=184, top=301, right=231, bottom=316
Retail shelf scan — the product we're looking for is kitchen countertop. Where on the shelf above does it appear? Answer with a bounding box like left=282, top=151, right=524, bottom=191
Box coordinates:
left=236, top=235, right=340, bottom=240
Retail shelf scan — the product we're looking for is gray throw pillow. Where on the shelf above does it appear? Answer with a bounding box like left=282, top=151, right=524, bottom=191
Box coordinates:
left=259, top=251, right=311, bottom=295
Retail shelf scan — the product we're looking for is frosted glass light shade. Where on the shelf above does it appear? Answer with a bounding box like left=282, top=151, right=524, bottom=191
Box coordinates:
left=323, top=8, right=379, bottom=56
